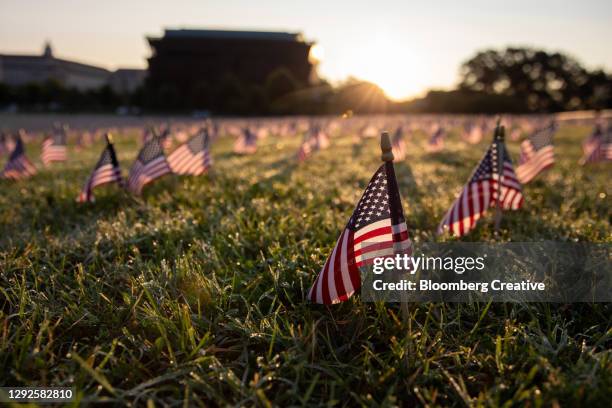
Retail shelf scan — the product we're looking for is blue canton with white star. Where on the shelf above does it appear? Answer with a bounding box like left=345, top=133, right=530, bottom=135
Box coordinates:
left=348, top=165, right=391, bottom=231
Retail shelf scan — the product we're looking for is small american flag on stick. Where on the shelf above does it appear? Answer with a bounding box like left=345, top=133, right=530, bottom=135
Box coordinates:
left=463, top=122, right=484, bottom=144
left=77, top=134, right=123, bottom=203
left=438, top=124, right=523, bottom=237
left=234, top=127, right=257, bottom=155
left=1, top=132, right=37, bottom=180
left=127, top=136, right=172, bottom=195
left=308, top=132, right=412, bottom=304
left=391, top=125, right=407, bottom=161
left=168, top=128, right=212, bottom=176
left=41, top=126, right=68, bottom=166
left=296, top=123, right=329, bottom=162
left=296, top=135, right=314, bottom=162
left=580, top=122, right=612, bottom=165
left=426, top=126, right=445, bottom=153
left=515, top=121, right=556, bottom=183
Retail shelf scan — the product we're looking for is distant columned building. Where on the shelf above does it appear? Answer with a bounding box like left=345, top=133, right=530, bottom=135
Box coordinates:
left=0, top=42, right=110, bottom=90
left=146, top=28, right=316, bottom=93
left=0, top=42, right=146, bottom=93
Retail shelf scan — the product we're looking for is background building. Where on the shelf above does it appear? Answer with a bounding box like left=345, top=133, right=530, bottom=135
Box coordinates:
left=146, top=28, right=315, bottom=96
left=0, top=43, right=110, bottom=90
left=0, top=42, right=146, bottom=93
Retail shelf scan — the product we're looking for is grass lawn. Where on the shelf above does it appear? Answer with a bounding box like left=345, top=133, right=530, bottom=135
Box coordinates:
left=1, top=121, right=610, bottom=406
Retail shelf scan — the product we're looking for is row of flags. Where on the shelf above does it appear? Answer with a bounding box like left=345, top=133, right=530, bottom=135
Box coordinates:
left=308, top=119, right=611, bottom=304
left=122, top=128, right=212, bottom=198
left=1, top=127, right=212, bottom=202
left=0, top=116, right=609, bottom=305
left=309, top=124, right=518, bottom=304
left=2, top=118, right=610, bottom=194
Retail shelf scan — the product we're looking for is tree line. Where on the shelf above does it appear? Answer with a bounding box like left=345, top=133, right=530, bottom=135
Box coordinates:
left=1, top=47, right=610, bottom=115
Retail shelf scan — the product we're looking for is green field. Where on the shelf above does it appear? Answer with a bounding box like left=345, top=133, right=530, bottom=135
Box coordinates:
left=1, top=123, right=610, bottom=406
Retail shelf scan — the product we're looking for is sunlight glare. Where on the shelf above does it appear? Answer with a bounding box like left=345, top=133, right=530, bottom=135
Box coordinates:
left=333, top=31, right=431, bottom=100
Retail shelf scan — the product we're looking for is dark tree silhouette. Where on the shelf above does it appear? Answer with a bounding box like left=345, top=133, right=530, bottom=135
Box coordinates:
left=459, top=47, right=612, bottom=112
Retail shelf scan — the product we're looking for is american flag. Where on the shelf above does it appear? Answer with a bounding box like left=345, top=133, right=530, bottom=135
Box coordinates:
left=168, top=128, right=212, bottom=175
left=314, top=125, right=330, bottom=150
left=234, top=127, right=257, bottom=154
left=159, top=127, right=173, bottom=150
left=41, top=128, right=67, bottom=166
left=463, top=122, right=483, bottom=144
left=1, top=133, right=37, bottom=180
left=391, top=126, right=407, bottom=161
left=438, top=127, right=523, bottom=236
left=127, top=136, right=172, bottom=195
left=426, top=126, right=445, bottom=152
left=580, top=123, right=612, bottom=165
left=296, top=135, right=314, bottom=162
left=142, top=126, right=155, bottom=144
left=515, top=122, right=556, bottom=183
left=296, top=124, right=330, bottom=162
left=308, top=161, right=412, bottom=304
left=75, top=130, right=95, bottom=151
left=77, top=136, right=123, bottom=203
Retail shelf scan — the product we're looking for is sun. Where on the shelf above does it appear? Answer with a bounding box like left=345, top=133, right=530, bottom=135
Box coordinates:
left=327, top=31, right=430, bottom=101
left=376, top=68, right=431, bottom=101
left=309, top=44, right=325, bottom=63
left=356, top=41, right=430, bottom=100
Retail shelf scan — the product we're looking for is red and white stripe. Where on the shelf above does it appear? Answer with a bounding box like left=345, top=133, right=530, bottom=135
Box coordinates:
left=77, top=164, right=122, bottom=202
left=497, top=162, right=524, bottom=210
left=580, top=138, right=612, bottom=164
left=127, top=157, right=171, bottom=195
left=168, top=147, right=212, bottom=176
left=515, top=141, right=554, bottom=183
left=41, top=139, right=67, bottom=166
left=438, top=165, right=523, bottom=237
left=2, top=155, right=37, bottom=180
left=308, top=219, right=411, bottom=304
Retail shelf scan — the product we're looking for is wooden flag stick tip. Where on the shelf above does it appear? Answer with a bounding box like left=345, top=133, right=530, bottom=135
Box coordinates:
left=380, top=131, right=394, bottom=162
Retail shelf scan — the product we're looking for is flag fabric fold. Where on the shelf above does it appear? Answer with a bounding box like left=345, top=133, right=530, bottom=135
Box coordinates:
left=41, top=127, right=67, bottom=166
left=515, top=122, right=556, bottom=183
left=580, top=122, right=612, bottom=165
left=1, top=134, right=37, bottom=180
left=168, top=128, right=212, bottom=175
left=77, top=139, right=123, bottom=202
left=127, top=137, right=172, bottom=195
left=438, top=131, right=523, bottom=236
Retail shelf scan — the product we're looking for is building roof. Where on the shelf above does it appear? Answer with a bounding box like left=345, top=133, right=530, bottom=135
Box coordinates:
left=154, top=28, right=304, bottom=42
left=0, top=53, right=110, bottom=75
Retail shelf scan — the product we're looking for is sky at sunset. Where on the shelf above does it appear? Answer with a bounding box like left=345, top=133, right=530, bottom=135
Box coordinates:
left=1, top=0, right=611, bottom=100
